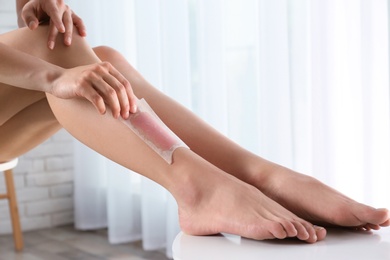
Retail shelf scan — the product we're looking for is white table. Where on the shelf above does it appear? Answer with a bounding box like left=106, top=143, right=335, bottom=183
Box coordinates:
left=172, top=228, right=390, bottom=260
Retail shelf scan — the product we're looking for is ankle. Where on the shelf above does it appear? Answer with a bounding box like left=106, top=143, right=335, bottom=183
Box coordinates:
left=241, top=156, right=271, bottom=185
left=167, top=148, right=219, bottom=211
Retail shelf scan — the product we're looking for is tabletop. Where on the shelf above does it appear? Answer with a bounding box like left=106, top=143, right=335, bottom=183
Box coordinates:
left=173, top=228, right=390, bottom=260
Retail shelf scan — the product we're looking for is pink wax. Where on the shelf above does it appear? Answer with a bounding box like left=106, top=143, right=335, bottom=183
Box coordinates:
left=130, top=111, right=177, bottom=151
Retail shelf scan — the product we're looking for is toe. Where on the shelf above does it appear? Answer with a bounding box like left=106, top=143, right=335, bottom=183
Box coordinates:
left=248, top=220, right=284, bottom=240
left=380, top=219, right=390, bottom=227
left=292, top=221, right=309, bottom=240
left=314, top=225, right=327, bottom=241
left=279, top=219, right=298, bottom=237
left=301, top=222, right=317, bottom=243
left=366, top=223, right=380, bottom=230
left=268, top=221, right=287, bottom=239
left=359, top=207, right=389, bottom=225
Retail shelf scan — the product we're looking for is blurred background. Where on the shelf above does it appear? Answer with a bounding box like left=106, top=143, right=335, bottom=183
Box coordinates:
left=1, top=0, right=390, bottom=259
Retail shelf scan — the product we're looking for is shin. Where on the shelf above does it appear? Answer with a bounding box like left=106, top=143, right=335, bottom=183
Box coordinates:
left=121, top=98, right=189, bottom=164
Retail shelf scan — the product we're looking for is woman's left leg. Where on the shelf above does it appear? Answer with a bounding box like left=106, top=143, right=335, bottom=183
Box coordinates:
left=0, top=74, right=61, bottom=162
left=93, top=46, right=390, bottom=230
left=0, top=97, right=60, bottom=162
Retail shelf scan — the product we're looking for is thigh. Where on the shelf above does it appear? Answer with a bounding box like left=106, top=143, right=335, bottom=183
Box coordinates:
left=0, top=27, right=50, bottom=58
left=0, top=28, right=60, bottom=158
left=0, top=25, right=97, bottom=159
left=0, top=84, right=45, bottom=126
left=0, top=97, right=60, bottom=162
left=0, top=27, right=48, bottom=125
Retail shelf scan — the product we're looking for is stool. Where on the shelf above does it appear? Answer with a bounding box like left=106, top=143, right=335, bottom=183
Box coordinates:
left=172, top=229, right=390, bottom=260
left=0, top=159, right=23, bottom=251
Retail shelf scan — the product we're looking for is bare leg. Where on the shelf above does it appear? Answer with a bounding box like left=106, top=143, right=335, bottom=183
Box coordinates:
left=253, top=166, right=390, bottom=230
left=0, top=85, right=60, bottom=162
left=0, top=27, right=320, bottom=242
left=93, top=46, right=389, bottom=231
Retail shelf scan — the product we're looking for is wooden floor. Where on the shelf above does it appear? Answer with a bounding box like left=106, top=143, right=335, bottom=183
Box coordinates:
left=0, top=225, right=168, bottom=260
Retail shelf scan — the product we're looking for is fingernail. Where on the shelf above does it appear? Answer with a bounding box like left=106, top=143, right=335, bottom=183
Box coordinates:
left=48, top=41, right=55, bottom=50
left=314, top=225, right=325, bottom=230
left=114, top=111, right=121, bottom=119
left=66, top=37, right=71, bottom=46
left=28, top=21, right=36, bottom=29
left=131, top=104, right=137, bottom=113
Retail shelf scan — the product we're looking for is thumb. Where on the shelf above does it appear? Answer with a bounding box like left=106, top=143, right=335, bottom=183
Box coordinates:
left=22, top=5, right=39, bottom=30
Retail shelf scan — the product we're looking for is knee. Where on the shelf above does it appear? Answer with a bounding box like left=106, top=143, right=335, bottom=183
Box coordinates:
left=93, top=45, right=123, bottom=61
left=93, top=45, right=138, bottom=75
left=93, top=45, right=114, bottom=54
left=2, top=25, right=91, bottom=67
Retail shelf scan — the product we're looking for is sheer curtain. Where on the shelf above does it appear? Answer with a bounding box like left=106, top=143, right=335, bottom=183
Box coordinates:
left=71, top=0, right=390, bottom=258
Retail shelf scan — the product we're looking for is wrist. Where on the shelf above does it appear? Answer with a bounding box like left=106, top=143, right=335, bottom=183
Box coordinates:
left=42, top=66, right=64, bottom=94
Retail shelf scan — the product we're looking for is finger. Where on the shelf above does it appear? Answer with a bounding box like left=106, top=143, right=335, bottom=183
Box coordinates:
left=45, top=3, right=65, bottom=33
left=72, top=12, right=87, bottom=37
left=78, top=82, right=106, bottom=115
left=121, top=81, right=138, bottom=117
left=126, top=82, right=138, bottom=114
left=91, top=75, right=121, bottom=119
left=27, top=19, right=39, bottom=30
left=103, top=74, right=130, bottom=119
left=47, top=20, right=59, bottom=50
left=107, top=66, right=136, bottom=117
left=63, top=8, right=73, bottom=46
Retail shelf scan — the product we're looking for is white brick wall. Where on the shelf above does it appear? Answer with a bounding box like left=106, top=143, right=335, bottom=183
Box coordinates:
left=0, top=0, right=75, bottom=235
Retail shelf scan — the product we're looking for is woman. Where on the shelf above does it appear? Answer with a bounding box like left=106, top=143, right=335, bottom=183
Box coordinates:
left=1, top=0, right=389, bottom=243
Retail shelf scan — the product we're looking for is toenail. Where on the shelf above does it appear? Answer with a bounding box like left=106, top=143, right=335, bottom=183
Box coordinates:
left=314, top=225, right=325, bottom=230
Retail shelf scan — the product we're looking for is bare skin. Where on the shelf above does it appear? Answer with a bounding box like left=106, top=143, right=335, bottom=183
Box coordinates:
left=252, top=165, right=390, bottom=231
left=0, top=26, right=322, bottom=243
left=12, top=0, right=389, bottom=237
left=94, top=47, right=390, bottom=233
left=0, top=26, right=388, bottom=244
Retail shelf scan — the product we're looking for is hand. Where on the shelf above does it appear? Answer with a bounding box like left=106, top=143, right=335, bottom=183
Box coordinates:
left=52, top=62, right=137, bottom=119
left=21, top=0, right=87, bottom=49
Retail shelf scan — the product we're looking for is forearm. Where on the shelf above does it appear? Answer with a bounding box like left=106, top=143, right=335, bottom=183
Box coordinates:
left=16, top=0, right=30, bottom=27
left=0, top=42, right=61, bottom=93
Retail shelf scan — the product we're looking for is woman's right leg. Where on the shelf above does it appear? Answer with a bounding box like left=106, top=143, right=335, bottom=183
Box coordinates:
left=92, top=48, right=389, bottom=231
left=0, top=26, right=321, bottom=242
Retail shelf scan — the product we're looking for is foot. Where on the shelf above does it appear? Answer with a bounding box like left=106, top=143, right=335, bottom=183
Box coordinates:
left=250, top=164, right=390, bottom=231
left=172, top=152, right=326, bottom=243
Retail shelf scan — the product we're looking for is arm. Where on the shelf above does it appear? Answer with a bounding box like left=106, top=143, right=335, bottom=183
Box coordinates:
left=16, top=0, right=29, bottom=27
left=0, top=42, right=60, bottom=93
left=0, top=42, right=136, bottom=118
